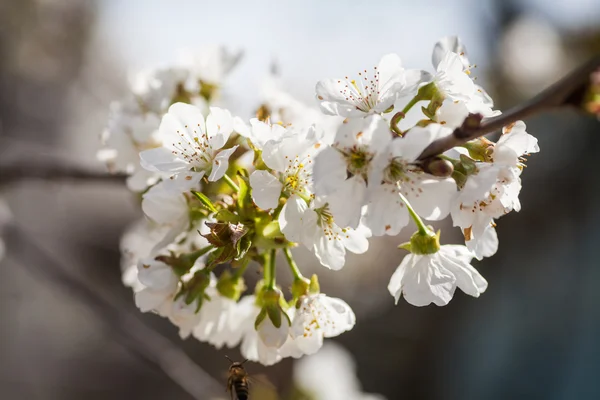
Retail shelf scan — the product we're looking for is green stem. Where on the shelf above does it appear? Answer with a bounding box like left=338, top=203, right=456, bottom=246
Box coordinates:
left=233, top=258, right=249, bottom=279
left=223, top=174, right=240, bottom=192
left=264, top=249, right=277, bottom=290
left=390, top=95, right=421, bottom=137
left=283, top=247, right=303, bottom=280
left=398, top=192, right=429, bottom=235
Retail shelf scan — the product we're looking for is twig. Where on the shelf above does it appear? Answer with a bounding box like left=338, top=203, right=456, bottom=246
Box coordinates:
left=5, top=224, right=222, bottom=399
left=0, top=161, right=126, bottom=185
left=417, top=55, right=600, bottom=161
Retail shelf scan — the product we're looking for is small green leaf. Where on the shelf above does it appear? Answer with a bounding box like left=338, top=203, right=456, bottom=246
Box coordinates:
left=191, top=191, right=218, bottom=213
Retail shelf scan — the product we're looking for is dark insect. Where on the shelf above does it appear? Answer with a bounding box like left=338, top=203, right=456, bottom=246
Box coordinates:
left=226, top=356, right=250, bottom=400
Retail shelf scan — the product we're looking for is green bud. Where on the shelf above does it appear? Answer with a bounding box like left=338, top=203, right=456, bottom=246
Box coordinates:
left=216, top=270, right=245, bottom=301
left=155, top=246, right=214, bottom=277
left=199, top=80, right=218, bottom=102
left=423, top=157, right=454, bottom=177
left=308, top=274, right=320, bottom=294
left=255, top=287, right=288, bottom=329
left=291, top=276, right=311, bottom=299
left=408, top=228, right=441, bottom=255
left=181, top=270, right=211, bottom=311
left=463, top=138, right=494, bottom=162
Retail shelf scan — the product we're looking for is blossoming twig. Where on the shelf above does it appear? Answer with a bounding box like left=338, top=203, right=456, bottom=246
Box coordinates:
left=417, top=55, right=600, bottom=161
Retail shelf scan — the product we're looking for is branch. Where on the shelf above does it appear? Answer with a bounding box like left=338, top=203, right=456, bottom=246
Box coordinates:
left=417, top=55, right=600, bottom=161
left=5, top=225, right=222, bottom=399
left=0, top=159, right=126, bottom=186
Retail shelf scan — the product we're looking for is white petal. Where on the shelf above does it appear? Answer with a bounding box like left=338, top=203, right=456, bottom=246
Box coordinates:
left=325, top=176, right=367, bottom=229
left=401, top=255, right=456, bottom=306
left=393, top=125, right=436, bottom=162
left=316, top=79, right=365, bottom=117
left=407, top=175, right=456, bottom=221
left=432, top=36, right=468, bottom=69
left=364, top=183, right=409, bottom=236
left=135, top=288, right=170, bottom=312
left=206, top=107, right=233, bottom=148
left=466, top=224, right=499, bottom=260
left=208, top=145, right=238, bottom=181
left=314, top=230, right=346, bottom=270
left=341, top=225, right=369, bottom=255
left=249, top=170, right=283, bottom=210
left=279, top=195, right=317, bottom=247
left=440, top=247, right=488, bottom=296
left=374, top=54, right=406, bottom=111
left=388, top=255, right=413, bottom=304
left=313, top=146, right=347, bottom=196
left=320, top=296, right=356, bottom=337
left=258, top=313, right=289, bottom=348
left=140, top=147, right=188, bottom=173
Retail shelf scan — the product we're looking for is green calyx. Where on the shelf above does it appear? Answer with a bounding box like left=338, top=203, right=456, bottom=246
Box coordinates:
left=254, top=287, right=290, bottom=330
left=155, top=246, right=214, bottom=277
left=400, top=228, right=441, bottom=255
left=216, top=270, right=245, bottom=301
left=291, top=276, right=311, bottom=300
left=463, top=138, right=494, bottom=162
left=178, top=270, right=212, bottom=312
left=418, top=82, right=446, bottom=120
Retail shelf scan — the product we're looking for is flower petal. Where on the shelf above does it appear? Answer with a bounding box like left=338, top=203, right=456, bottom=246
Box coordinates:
left=249, top=170, right=283, bottom=210
left=208, top=145, right=238, bottom=181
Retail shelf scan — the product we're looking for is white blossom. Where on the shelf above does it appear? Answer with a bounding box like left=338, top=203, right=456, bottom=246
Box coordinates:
left=289, top=294, right=355, bottom=356
left=294, top=342, right=387, bottom=400
left=388, top=245, right=487, bottom=306
left=363, top=124, right=456, bottom=236
left=313, top=115, right=391, bottom=228
left=451, top=121, right=539, bottom=259
left=134, top=258, right=179, bottom=315
left=279, top=195, right=369, bottom=270
left=193, top=287, right=246, bottom=349
left=316, top=54, right=414, bottom=117
left=140, top=103, right=237, bottom=182
left=249, top=126, right=323, bottom=210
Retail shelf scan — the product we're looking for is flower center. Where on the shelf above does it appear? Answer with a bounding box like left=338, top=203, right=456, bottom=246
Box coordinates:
left=338, top=67, right=380, bottom=112
left=340, top=146, right=373, bottom=178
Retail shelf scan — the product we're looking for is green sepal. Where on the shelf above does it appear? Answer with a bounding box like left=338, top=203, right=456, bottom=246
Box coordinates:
left=308, top=274, right=320, bottom=294
left=216, top=270, right=245, bottom=301
left=191, top=191, right=218, bottom=214
left=398, top=242, right=412, bottom=251
left=254, top=307, right=267, bottom=330
left=291, top=276, right=311, bottom=299
left=409, top=228, right=441, bottom=255
left=266, top=304, right=282, bottom=328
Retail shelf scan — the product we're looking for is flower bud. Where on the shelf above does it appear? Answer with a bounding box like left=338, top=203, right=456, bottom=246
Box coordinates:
left=180, top=270, right=211, bottom=312
left=216, top=270, right=245, bottom=301
left=291, top=276, right=311, bottom=300
left=423, top=157, right=454, bottom=177
left=464, top=137, right=494, bottom=162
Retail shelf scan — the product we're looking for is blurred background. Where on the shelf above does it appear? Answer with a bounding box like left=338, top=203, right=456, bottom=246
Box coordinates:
left=1, top=0, right=600, bottom=399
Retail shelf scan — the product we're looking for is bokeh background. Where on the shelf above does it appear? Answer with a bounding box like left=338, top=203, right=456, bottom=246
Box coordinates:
left=1, top=0, right=600, bottom=399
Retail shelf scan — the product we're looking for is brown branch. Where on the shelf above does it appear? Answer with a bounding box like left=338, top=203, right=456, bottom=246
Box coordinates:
left=5, top=224, right=222, bottom=399
left=0, top=160, right=127, bottom=186
left=417, top=55, right=600, bottom=161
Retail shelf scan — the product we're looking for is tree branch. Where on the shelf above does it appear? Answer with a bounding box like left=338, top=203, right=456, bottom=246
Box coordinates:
left=5, top=225, right=222, bottom=399
left=417, top=55, right=600, bottom=162
left=0, top=160, right=126, bottom=186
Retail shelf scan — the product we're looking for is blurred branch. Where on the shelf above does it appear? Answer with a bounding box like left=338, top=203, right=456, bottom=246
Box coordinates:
left=418, top=55, right=600, bottom=161
left=0, top=159, right=126, bottom=186
left=6, top=225, right=222, bottom=399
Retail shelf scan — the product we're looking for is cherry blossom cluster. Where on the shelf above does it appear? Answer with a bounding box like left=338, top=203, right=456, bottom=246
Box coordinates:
left=99, top=37, right=539, bottom=365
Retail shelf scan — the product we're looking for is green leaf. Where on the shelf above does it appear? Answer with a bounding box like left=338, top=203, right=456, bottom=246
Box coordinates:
left=191, top=191, right=218, bottom=213
left=236, top=170, right=253, bottom=215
